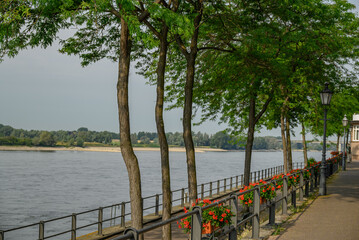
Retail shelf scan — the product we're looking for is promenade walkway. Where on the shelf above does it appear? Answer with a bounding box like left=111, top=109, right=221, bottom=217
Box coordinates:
left=268, top=159, right=359, bottom=240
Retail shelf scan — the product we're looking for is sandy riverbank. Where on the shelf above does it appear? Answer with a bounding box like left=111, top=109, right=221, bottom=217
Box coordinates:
left=0, top=145, right=227, bottom=153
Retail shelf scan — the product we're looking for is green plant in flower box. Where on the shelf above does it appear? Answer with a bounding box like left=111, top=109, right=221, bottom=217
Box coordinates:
left=260, top=183, right=276, bottom=201
left=238, top=183, right=256, bottom=206
left=177, top=198, right=234, bottom=233
left=302, top=169, right=311, bottom=180
left=272, top=174, right=284, bottom=190
left=287, top=171, right=299, bottom=188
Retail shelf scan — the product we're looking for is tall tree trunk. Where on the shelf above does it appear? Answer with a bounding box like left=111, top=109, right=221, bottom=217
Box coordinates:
left=183, top=54, right=197, bottom=204
left=155, top=25, right=171, bottom=240
left=336, top=134, right=340, bottom=152
left=244, top=97, right=256, bottom=186
left=286, top=117, right=293, bottom=171
left=301, top=122, right=308, bottom=166
left=117, top=17, right=143, bottom=234
left=178, top=1, right=203, bottom=204
left=281, top=112, right=288, bottom=174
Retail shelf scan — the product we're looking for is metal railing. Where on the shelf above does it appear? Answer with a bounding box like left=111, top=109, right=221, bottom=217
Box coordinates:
left=95, top=156, right=342, bottom=240
left=0, top=162, right=304, bottom=240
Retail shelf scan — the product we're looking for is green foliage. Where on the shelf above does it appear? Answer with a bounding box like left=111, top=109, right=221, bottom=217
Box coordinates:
left=39, top=131, right=56, bottom=146
left=0, top=136, right=32, bottom=146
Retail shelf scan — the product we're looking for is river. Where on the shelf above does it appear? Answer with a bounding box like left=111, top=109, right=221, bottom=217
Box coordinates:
left=0, top=150, right=323, bottom=239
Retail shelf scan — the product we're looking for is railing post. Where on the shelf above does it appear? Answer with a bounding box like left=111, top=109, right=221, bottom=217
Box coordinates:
left=254, top=172, right=257, bottom=183
left=252, top=186, right=260, bottom=239
left=265, top=169, right=267, bottom=179
left=191, top=207, right=202, bottom=240
left=310, top=169, right=314, bottom=192
left=201, top=184, right=204, bottom=199
left=0, top=231, right=3, bottom=240
left=181, top=189, right=185, bottom=207
left=261, top=170, right=264, bottom=180
left=171, top=191, right=173, bottom=209
left=98, top=207, right=103, bottom=235
left=209, top=183, right=212, bottom=197
left=236, top=176, right=239, bottom=188
left=282, top=176, right=288, bottom=215
left=155, top=194, right=159, bottom=215
left=305, top=181, right=309, bottom=197
left=217, top=180, right=220, bottom=195
left=230, top=195, right=238, bottom=238
left=241, top=174, right=244, bottom=187
left=268, top=200, right=276, bottom=225
left=224, top=178, right=227, bottom=192
left=230, top=177, right=233, bottom=190
left=71, top=213, right=77, bottom=240
left=291, top=189, right=297, bottom=208
left=39, top=221, right=44, bottom=240
left=299, top=171, right=304, bottom=201
left=250, top=172, right=253, bottom=183
left=268, top=183, right=276, bottom=225
left=121, top=202, right=125, bottom=227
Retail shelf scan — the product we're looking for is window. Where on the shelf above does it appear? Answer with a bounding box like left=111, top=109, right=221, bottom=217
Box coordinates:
left=354, top=125, right=359, bottom=141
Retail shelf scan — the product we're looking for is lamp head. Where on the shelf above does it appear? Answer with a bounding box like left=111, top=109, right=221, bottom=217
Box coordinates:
left=342, top=115, right=348, bottom=127
left=320, top=82, right=333, bottom=106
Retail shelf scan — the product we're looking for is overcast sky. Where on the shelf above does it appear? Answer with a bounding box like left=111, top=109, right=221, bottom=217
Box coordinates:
left=1, top=1, right=358, bottom=139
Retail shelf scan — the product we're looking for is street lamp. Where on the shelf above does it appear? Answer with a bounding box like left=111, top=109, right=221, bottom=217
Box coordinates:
left=319, top=82, right=333, bottom=196
left=349, top=126, right=352, bottom=163
left=342, top=115, right=348, bottom=170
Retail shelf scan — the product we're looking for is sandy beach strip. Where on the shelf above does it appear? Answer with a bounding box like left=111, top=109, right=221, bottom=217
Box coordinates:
left=0, top=146, right=227, bottom=153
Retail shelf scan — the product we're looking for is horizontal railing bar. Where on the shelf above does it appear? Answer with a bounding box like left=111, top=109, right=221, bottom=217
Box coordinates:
left=76, top=222, right=98, bottom=231
left=237, top=213, right=256, bottom=226
left=44, top=229, right=72, bottom=239
left=44, top=214, right=72, bottom=223
left=2, top=222, right=39, bottom=232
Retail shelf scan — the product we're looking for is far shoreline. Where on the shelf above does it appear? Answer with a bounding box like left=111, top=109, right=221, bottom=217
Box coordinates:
left=0, top=145, right=227, bottom=153
left=0, top=146, right=319, bottom=153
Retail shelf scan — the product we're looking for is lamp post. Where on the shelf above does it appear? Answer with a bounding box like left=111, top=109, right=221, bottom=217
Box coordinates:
left=348, top=126, right=352, bottom=163
left=342, top=115, right=348, bottom=170
left=319, top=82, right=333, bottom=196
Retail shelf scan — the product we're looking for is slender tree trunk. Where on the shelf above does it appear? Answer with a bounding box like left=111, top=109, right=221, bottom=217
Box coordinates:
left=244, top=97, right=256, bottom=186
left=179, top=1, right=203, bottom=204
left=117, top=17, right=143, bottom=234
left=286, top=117, right=293, bottom=171
left=183, top=54, right=197, bottom=204
left=281, top=112, right=288, bottom=174
left=155, top=25, right=171, bottom=240
left=336, top=134, right=340, bottom=152
left=301, top=122, right=308, bottom=166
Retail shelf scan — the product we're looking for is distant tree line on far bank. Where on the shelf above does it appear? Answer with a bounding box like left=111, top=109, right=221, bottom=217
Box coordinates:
left=0, top=124, right=335, bottom=151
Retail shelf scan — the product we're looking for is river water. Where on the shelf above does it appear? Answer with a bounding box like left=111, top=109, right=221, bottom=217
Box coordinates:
left=0, top=150, right=323, bottom=239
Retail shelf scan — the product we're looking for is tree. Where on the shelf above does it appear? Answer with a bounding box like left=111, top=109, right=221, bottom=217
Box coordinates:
left=39, top=131, right=56, bottom=146
left=1, top=0, right=146, bottom=233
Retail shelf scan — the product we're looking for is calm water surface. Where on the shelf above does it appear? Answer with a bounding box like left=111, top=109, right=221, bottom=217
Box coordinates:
left=0, top=150, right=322, bottom=239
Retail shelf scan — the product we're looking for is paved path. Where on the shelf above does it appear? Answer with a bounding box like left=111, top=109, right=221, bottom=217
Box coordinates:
left=269, top=160, right=359, bottom=240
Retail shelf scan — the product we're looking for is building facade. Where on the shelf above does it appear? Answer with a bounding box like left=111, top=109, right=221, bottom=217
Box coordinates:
left=350, top=114, right=359, bottom=161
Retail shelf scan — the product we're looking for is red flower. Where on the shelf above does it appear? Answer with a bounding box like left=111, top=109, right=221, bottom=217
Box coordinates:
left=219, top=218, right=224, bottom=222
left=221, top=213, right=227, bottom=217
left=213, top=215, right=218, bottom=220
